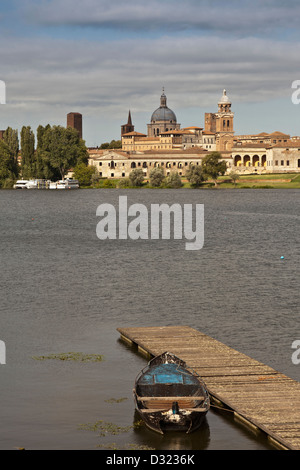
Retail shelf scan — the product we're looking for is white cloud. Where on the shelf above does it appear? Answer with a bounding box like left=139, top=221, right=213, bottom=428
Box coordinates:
left=1, top=31, right=299, bottom=144
left=22, top=0, right=300, bottom=37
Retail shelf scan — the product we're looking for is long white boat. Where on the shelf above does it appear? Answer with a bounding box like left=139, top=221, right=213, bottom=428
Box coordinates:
left=14, top=180, right=30, bottom=189
left=14, top=179, right=48, bottom=189
left=14, top=178, right=79, bottom=190
left=52, top=178, right=80, bottom=190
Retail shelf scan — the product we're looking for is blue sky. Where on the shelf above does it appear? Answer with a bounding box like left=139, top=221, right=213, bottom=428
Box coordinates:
left=1, top=0, right=300, bottom=146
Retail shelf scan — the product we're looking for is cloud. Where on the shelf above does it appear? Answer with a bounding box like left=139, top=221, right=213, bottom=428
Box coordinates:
left=3, top=34, right=298, bottom=106
left=1, top=13, right=299, bottom=143
left=22, top=0, right=300, bottom=38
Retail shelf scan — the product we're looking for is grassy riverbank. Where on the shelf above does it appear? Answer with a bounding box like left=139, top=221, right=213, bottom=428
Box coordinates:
left=216, top=173, right=300, bottom=189
left=89, top=173, right=300, bottom=189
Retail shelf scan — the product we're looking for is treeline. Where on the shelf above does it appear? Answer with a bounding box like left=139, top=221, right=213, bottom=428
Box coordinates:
left=0, top=125, right=88, bottom=188
left=99, top=139, right=122, bottom=149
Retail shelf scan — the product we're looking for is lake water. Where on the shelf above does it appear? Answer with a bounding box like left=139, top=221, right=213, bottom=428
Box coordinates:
left=0, top=188, right=299, bottom=450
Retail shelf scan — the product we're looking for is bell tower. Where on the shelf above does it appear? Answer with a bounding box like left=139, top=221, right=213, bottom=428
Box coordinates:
left=121, top=110, right=134, bottom=137
left=215, top=90, right=234, bottom=151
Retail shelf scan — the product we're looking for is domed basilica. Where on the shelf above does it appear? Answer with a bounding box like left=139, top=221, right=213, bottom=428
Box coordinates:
left=147, top=88, right=181, bottom=137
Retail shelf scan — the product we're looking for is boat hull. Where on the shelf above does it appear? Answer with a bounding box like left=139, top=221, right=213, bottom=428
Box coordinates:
left=133, top=352, right=210, bottom=434
left=134, top=395, right=208, bottom=435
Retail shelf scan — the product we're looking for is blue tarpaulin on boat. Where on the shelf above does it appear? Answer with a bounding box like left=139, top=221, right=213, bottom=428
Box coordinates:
left=139, top=363, right=197, bottom=385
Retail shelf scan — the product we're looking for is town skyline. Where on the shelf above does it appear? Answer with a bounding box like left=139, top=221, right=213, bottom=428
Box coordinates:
left=1, top=1, right=300, bottom=147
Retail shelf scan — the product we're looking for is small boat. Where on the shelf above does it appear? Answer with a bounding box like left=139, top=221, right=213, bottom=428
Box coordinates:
left=56, top=178, right=79, bottom=189
left=133, top=352, right=210, bottom=434
left=14, top=180, right=30, bottom=189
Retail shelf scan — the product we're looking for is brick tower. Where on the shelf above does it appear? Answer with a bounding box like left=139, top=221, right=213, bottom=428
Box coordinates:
left=67, top=112, right=83, bottom=140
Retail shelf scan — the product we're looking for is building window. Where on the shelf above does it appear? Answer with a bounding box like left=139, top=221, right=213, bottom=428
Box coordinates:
left=99, top=162, right=102, bottom=166
left=281, top=160, right=284, bottom=166
left=122, top=173, right=125, bottom=177
left=287, top=160, right=290, bottom=166
left=275, top=161, right=278, bottom=166
left=111, top=173, right=114, bottom=177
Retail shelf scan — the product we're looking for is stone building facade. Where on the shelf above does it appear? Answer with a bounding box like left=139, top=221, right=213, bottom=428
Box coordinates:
left=88, top=148, right=232, bottom=179
left=88, top=88, right=300, bottom=178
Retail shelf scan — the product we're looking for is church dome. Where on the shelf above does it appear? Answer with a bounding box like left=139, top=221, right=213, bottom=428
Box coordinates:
left=219, top=89, right=231, bottom=104
left=151, top=106, right=177, bottom=123
left=151, top=89, right=177, bottom=123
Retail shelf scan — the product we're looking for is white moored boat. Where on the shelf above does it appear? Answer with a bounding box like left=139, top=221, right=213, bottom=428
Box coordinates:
left=14, top=180, right=30, bottom=189
left=52, top=179, right=79, bottom=190
left=14, top=179, right=48, bottom=189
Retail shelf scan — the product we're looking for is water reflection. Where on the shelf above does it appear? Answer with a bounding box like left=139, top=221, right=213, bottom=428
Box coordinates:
left=132, top=411, right=211, bottom=450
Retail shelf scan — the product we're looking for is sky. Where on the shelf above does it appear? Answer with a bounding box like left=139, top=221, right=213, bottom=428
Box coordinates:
left=1, top=0, right=300, bottom=147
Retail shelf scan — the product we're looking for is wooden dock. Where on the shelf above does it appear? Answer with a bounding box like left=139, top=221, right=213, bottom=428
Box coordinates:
left=117, top=326, right=300, bottom=450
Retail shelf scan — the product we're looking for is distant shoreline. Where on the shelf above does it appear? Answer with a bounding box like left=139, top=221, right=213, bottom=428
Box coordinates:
left=6, top=173, right=300, bottom=190
left=86, top=172, right=300, bottom=190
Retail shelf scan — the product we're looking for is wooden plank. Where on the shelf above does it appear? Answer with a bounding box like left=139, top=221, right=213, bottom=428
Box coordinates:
left=117, top=326, right=300, bottom=450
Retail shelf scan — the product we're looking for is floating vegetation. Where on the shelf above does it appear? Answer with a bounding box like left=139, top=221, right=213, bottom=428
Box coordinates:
left=133, top=419, right=144, bottom=429
left=105, top=397, right=128, bottom=404
left=78, top=420, right=132, bottom=436
left=97, top=443, right=155, bottom=450
left=32, top=352, right=104, bottom=362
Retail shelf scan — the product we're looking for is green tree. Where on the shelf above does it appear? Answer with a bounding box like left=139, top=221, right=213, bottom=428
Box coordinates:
left=35, top=124, right=51, bottom=179
left=99, top=142, right=110, bottom=149
left=73, top=162, right=96, bottom=186
left=186, top=165, right=207, bottom=188
left=129, top=168, right=144, bottom=187
left=100, top=139, right=122, bottom=149
left=21, top=126, right=35, bottom=179
left=108, top=140, right=122, bottom=149
left=39, top=125, right=88, bottom=180
left=202, top=152, right=227, bottom=187
left=0, top=140, right=19, bottom=187
left=117, top=178, right=131, bottom=188
left=149, top=167, right=165, bottom=187
left=3, top=127, right=19, bottom=167
left=228, top=170, right=240, bottom=188
left=165, top=171, right=182, bottom=188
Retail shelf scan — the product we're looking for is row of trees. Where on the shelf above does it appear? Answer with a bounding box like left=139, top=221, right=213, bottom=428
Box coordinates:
left=0, top=125, right=88, bottom=187
left=128, top=152, right=227, bottom=188
left=81, top=152, right=227, bottom=189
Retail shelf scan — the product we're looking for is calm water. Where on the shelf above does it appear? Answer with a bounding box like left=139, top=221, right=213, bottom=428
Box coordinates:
left=0, top=188, right=299, bottom=450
